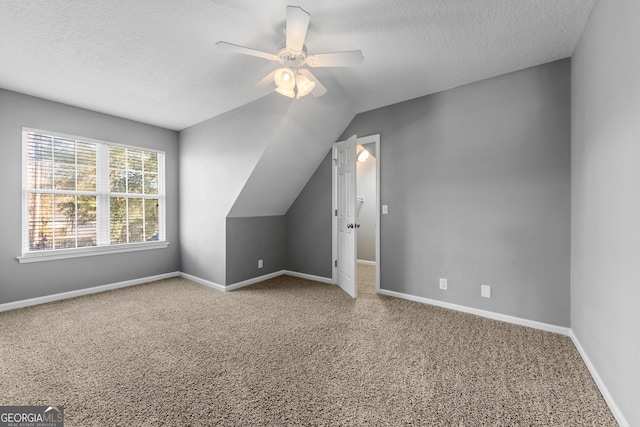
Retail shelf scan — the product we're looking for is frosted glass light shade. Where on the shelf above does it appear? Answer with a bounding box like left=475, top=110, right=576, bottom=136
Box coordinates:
left=357, top=149, right=370, bottom=162
left=275, top=87, right=295, bottom=98
left=295, top=74, right=315, bottom=99
left=274, top=68, right=295, bottom=90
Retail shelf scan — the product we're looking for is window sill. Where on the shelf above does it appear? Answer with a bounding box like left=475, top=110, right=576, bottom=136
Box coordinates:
left=17, top=241, right=170, bottom=264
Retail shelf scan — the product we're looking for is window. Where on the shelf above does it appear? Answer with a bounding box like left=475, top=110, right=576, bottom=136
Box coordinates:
left=20, top=128, right=167, bottom=262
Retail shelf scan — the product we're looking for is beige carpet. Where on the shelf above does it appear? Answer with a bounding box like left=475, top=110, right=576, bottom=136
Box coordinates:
left=357, top=263, right=376, bottom=297
left=0, top=276, right=616, bottom=426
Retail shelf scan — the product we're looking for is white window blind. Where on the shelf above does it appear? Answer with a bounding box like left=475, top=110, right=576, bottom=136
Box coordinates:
left=22, top=128, right=166, bottom=258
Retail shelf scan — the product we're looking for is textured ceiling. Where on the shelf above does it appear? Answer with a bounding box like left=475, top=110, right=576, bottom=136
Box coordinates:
left=0, top=0, right=595, bottom=131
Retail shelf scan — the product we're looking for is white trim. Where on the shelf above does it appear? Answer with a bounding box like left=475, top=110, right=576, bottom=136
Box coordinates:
left=17, top=241, right=170, bottom=263
left=569, top=330, right=630, bottom=427
left=331, top=145, right=338, bottom=285
left=180, top=271, right=287, bottom=292
left=21, top=130, right=28, bottom=253
left=333, top=134, right=382, bottom=293
left=373, top=136, right=381, bottom=293
left=157, top=151, right=167, bottom=241
left=179, top=272, right=226, bottom=292
left=96, top=143, right=110, bottom=245
left=284, top=270, right=335, bottom=285
left=378, top=288, right=570, bottom=336
left=22, top=127, right=165, bottom=153
left=21, top=127, right=167, bottom=260
left=226, top=271, right=285, bottom=291
left=357, top=259, right=376, bottom=266
left=182, top=270, right=334, bottom=291
left=0, top=272, right=179, bottom=313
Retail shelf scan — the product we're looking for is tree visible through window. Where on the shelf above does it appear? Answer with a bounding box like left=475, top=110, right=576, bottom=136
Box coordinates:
left=108, top=146, right=160, bottom=244
left=23, top=129, right=165, bottom=254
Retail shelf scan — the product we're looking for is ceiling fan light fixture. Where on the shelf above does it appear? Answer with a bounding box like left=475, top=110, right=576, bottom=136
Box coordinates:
left=275, top=86, right=296, bottom=98
left=218, top=6, right=364, bottom=101
left=358, top=149, right=370, bottom=162
left=274, top=68, right=296, bottom=90
left=295, top=74, right=315, bottom=99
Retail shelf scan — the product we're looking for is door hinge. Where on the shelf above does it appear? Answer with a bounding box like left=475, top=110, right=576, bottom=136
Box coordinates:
left=335, top=209, right=338, bottom=216
left=334, top=260, right=338, bottom=267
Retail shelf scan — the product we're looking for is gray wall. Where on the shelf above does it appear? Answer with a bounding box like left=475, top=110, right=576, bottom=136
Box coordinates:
left=226, top=216, right=285, bottom=285
left=571, top=0, right=640, bottom=424
left=356, top=152, right=376, bottom=262
left=341, top=59, right=572, bottom=326
left=179, top=95, right=292, bottom=286
left=0, top=89, right=180, bottom=304
left=285, top=151, right=333, bottom=278
left=180, top=91, right=354, bottom=287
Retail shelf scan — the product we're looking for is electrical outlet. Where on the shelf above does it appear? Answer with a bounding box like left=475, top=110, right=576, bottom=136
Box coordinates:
left=382, top=205, right=389, bottom=215
left=439, top=278, right=447, bottom=290
left=258, top=259, right=263, bottom=269
left=481, top=284, right=491, bottom=298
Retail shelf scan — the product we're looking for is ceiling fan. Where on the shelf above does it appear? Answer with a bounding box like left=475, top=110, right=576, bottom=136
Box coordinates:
left=216, top=5, right=364, bottom=99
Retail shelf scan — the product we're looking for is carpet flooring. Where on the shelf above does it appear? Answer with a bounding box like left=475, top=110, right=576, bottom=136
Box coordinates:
left=357, top=263, right=376, bottom=297
left=0, top=276, right=616, bottom=426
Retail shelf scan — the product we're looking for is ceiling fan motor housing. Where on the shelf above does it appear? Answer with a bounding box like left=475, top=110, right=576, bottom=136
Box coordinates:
left=278, top=46, right=307, bottom=69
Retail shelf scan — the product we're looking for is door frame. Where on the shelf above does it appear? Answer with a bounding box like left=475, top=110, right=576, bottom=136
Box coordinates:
left=332, top=133, right=380, bottom=293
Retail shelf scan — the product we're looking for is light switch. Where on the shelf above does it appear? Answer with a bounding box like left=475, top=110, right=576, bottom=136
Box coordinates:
left=382, top=205, right=388, bottom=215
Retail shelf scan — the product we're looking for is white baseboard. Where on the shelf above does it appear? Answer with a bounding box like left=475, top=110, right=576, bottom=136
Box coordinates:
left=283, top=270, right=334, bottom=285
left=226, top=271, right=285, bottom=291
left=180, top=270, right=288, bottom=292
left=569, top=330, right=629, bottom=427
left=179, top=272, right=225, bottom=292
left=0, top=270, right=321, bottom=312
left=183, top=270, right=334, bottom=291
left=378, top=289, right=570, bottom=336
left=0, top=272, right=180, bottom=313
left=357, top=259, right=376, bottom=266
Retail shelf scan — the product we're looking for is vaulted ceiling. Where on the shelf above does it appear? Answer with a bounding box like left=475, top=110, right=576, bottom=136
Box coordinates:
left=1, top=0, right=595, bottom=131
left=1, top=1, right=597, bottom=219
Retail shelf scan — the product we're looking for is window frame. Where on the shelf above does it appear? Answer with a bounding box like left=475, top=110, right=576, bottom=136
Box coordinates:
left=18, top=128, right=169, bottom=263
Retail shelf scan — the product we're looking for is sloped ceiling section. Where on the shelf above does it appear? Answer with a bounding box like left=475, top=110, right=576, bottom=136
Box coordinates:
left=0, top=0, right=596, bottom=131
left=228, top=91, right=355, bottom=217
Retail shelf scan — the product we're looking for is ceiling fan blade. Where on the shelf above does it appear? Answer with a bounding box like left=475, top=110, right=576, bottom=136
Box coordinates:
left=254, top=70, right=276, bottom=88
left=306, top=51, right=364, bottom=67
left=298, top=69, right=327, bottom=97
left=216, top=41, right=279, bottom=61
left=286, top=6, right=310, bottom=52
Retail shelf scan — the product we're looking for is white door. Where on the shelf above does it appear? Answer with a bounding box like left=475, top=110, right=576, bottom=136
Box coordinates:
left=335, top=135, right=357, bottom=298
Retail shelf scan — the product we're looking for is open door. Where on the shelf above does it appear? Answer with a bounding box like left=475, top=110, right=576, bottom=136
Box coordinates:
left=333, top=135, right=357, bottom=298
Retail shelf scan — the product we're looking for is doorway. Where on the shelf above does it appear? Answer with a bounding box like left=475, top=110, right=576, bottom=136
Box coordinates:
left=355, top=139, right=377, bottom=296
left=332, top=134, right=380, bottom=298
